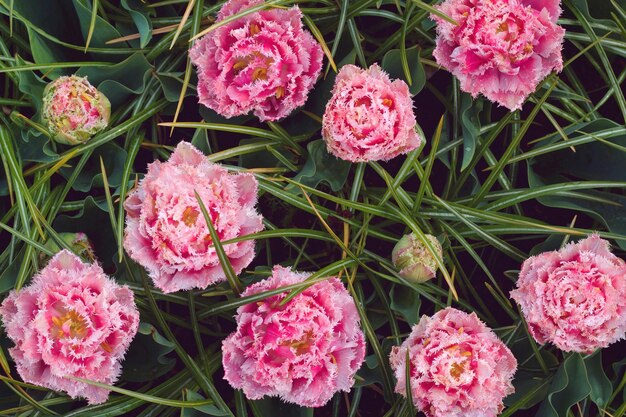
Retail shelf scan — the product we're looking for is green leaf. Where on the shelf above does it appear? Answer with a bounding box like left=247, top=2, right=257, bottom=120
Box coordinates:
left=380, top=45, right=426, bottom=95
left=122, top=323, right=176, bottom=383
left=584, top=351, right=613, bottom=409
left=72, top=0, right=123, bottom=50
left=53, top=196, right=118, bottom=268
left=121, top=0, right=153, bottom=48
left=251, top=397, right=313, bottom=417
left=460, top=93, right=483, bottom=172
left=389, top=283, right=421, bottom=326
left=528, top=118, right=626, bottom=248
left=76, top=52, right=153, bottom=107
left=536, top=353, right=592, bottom=417
left=59, top=142, right=127, bottom=191
left=290, top=139, right=351, bottom=192
left=182, top=390, right=229, bottom=416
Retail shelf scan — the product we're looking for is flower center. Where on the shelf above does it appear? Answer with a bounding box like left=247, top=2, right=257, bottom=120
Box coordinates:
left=182, top=206, right=199, bottom=226
left=232, top=52, right=274, bottom=81
left=51, top=309, right=88, bottom=340
left=287, top=330, right=315, bottom=355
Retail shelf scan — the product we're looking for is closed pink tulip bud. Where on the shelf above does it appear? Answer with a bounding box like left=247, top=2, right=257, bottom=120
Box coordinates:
left=392, top=233, right=442, bottom=283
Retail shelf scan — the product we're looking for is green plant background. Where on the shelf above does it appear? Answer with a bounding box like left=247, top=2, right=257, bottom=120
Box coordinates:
left=1, top=0, right=626, bottom=416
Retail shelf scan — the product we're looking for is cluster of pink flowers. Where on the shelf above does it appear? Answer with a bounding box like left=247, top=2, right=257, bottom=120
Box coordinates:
left=0, top=250, right=139, bottom=404
left=42, top=75, right=111, bottom=145
left=432, top=0, right=565, bottom=110
left=124, top=141, right=263, bottom=293
left=511, top=234, right=626, bottom=353
left=389, top=308, right=517, bottom=417
left=222, top=265, right=366, bottom=407
left=322, top=64, right=422, bottom=162
left=189, top=0, right=323, bottom=121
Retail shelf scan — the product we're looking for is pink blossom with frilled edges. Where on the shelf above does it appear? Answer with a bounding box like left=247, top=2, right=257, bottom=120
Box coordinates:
left=189, top=0, right=323, bottom=121
left=124, top=142, right=263, bottom=293
left=389, top=308, right=517, bottom=417
left=322, top=64, right=422, bottom=162
left=0, top=250, right=139, bottom=404
left=511, top=234, right=626, bottom=353
left=222, top=265, right=366, bottom=407
left=432, top=0, right=565, bottom=110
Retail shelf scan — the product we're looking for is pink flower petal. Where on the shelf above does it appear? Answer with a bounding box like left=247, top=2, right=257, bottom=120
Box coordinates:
left=0, top=250, right=140, bottom=405
left=511, top=234, right=626, bottom=353
left=123, top=142, right=264, bottom=293
left=322, top=64, right=422, bottom=162
left=432, top=0, right=565, bottom=110
left=189, top=0, right=323, bottom=121
left=389, top=308, right=517, bottom=417
left=222, top=266, right=366, bottom=407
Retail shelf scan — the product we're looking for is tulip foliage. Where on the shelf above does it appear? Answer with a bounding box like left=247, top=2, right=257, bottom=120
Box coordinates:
left=0, top=0, right=626, bottom=416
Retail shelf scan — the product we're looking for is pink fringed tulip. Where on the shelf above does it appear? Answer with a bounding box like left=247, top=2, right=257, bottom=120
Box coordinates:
left=322, top=64, right=422, bottom=162
left=0, top=250, right=139, bottom=404
left=123, top=142, right=263, bottom=293
left=511, top=234, right=626, bottom=353
left=222, top=266, right=366, bottom=407
left=432, top=0, right=565, bottom=110
left=390, top=308, right=517, bottom=417
left=189, top=0, right=323, bottom=121
left=42, top=75, right=111, bottom=145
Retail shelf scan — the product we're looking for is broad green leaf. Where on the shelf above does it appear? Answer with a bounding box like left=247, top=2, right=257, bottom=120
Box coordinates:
left=460, top=93, right=483, bottom=172
left=72, top=0, right=123, bottom=50
left=381, top=45, right=426, bottom=95
left=59, top=142, right=127, bottom=191
left=77, top=52, right=153, bottom=107
left=290, top=139, right=351, bottom=192
left=122, top=323, right=176, bottom=383
left=584, top=351, right=613, bottom=409
left=536, top=353, right=592, bottom=417
left=389, top=283, right=421, bottom=326
left=121, top=0, right=153, bottom=48
left=528, top=118, right=626, bottom=249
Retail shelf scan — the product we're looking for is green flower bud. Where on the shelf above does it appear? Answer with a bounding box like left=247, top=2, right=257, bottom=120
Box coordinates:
left=41, top=232, right=95, bottom=264
left=391, top=233, right=442, bottom=283
left=42, top=75, right=111, bottom=145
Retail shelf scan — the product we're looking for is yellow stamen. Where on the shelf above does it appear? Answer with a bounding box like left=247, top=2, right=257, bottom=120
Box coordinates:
left=382, top=98, right=393, bottom=107
left=252, top=67, right=267, bottom=81
left=233, top=59, right=249, bottom=73
left=450, top=361, right=465, bottom=379
left=249, top=23, right=261, bottom=35
left=182, top=207, right=199, bottom=226
left=275, top=86, right=285, bottom=99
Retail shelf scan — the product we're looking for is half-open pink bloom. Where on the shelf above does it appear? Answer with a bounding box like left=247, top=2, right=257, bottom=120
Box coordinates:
left=0, top=250, right=139, bottom=404
left=322, top=64, right=422, bottom=162
left=432, top=0, right=565, bottom=110
left=511, top=235, right=626, bottom=353
left=222, top=265, right=366, bottom=407
left=189, top=0, right=323, bottom=121
left=42, top=75, right=111, bottom=145
left=124, top=142, right=263, bottom=293
left=389, top=308, right=517, bottom=417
